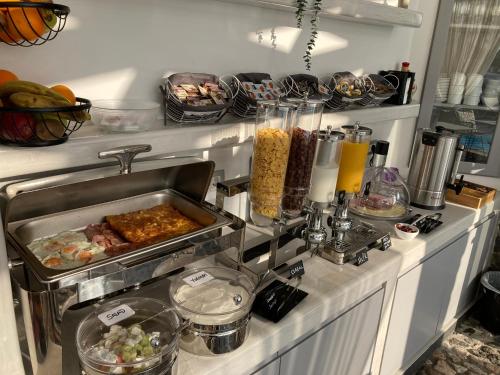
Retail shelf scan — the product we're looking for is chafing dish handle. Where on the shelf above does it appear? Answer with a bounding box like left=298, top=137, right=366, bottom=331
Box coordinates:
left=98, top=144, right=152, bottom=174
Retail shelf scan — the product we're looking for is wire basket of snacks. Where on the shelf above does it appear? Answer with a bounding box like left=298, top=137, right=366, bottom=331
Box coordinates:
left=0, top=80, right=91, bottom=146
left=160, top=73, right=234, bottom=124
left=325, top=72, right=365, bottom=111
left=280, top=74, right=332, bottom=101
left=0, top=1, right=70, bottom=46
left=226, top=73, right=284, bottom=118
left=359, top=74, right=398, bottom=106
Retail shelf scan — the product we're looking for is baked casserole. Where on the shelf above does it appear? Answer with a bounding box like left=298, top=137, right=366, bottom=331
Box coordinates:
left=106, top=204, right=203, bottom=243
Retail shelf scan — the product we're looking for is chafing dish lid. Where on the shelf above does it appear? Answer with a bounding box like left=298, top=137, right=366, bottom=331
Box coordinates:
left=169, top=266, right=255, bottom=325
left=76, top=297, right=180, bottom=370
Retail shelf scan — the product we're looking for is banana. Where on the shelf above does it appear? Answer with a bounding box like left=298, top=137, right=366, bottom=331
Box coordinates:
left=10, top=92, right=71, bottom=108
left=0, top=80, right=70, bottom=103
left=40, top=111, right=91, bottom=123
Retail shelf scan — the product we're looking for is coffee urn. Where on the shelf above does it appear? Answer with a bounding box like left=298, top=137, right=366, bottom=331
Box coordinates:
left=407, top=128, right=464, bottom=210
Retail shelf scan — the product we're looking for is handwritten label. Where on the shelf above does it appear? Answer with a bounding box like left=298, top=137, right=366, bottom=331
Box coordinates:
left=380, top=234, right=392, bottom=251
left=288, top=260, right=305, bottom=279
left=354, top=251, right=368, bottom=266
left=98, top=304, right=135, bottom=326
left=183, top=271, right=214, bottom=287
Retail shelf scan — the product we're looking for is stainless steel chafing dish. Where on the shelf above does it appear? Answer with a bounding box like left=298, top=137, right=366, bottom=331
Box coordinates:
left=4, top=145, right=245, bottom=375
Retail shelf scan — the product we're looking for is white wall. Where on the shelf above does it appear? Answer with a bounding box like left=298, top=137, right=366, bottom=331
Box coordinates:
left=0, top=0, right=440, bottom=175
left=2, top=0, right=435, bottom=103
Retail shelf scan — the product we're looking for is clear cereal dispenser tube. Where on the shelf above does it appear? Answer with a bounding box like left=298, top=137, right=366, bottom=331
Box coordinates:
left=282, top=98, right=324, bottom=217
left=249, top=100, right=297, bottom=226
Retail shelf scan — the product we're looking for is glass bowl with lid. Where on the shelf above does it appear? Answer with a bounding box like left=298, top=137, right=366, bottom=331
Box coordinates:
left=76, top=297, right=180, bottom=375
left=169, top=266, right=256, bottom=355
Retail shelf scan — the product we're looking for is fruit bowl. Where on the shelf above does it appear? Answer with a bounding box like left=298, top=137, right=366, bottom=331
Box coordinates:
left=0, top=2, right=70, bottom=47
left=0, top=97, right=91, bottom=146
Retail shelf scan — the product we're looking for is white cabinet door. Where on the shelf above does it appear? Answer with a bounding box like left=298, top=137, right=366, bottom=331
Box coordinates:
left=280, top=289, right=384, bottom=375
left=380, top=248, right=450, bottom=375
left=438, top=216, right=497, bottom=331
left=251, top=358, right=280, bottom=375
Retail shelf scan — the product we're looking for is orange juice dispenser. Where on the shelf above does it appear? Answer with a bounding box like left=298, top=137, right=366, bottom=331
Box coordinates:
left=336, top=122, right=372, bottom=195
left=318, top=122, right=390, bottom=266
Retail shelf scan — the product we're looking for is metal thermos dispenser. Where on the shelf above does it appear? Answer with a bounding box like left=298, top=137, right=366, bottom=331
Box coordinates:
left=407, top=128, right=464, bottom=210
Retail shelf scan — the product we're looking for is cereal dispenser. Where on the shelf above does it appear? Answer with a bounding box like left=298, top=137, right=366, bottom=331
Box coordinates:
left=282, top=97, right=324, bottom=218
left=249, top=100, right=297, bottom=226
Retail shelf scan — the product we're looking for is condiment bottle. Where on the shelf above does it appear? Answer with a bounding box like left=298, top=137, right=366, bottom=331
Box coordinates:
left=307, top=127, right=345, bottom=204
left=249, top=101, right=297, bottom=226
left=282, top=98, right=324, bottom=217
left=335, top=123, right=372, bottom=194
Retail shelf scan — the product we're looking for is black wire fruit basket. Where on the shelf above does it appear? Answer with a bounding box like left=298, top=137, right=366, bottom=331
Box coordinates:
left=0, top=98, right=91, bottom=146
left=0, top=2, right=70, bottom=46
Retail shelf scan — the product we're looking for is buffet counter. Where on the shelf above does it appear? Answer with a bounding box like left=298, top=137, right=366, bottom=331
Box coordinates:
left=176, top=199, right=498, bottom=375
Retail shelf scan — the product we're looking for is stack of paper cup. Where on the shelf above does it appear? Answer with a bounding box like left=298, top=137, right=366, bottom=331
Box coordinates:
left=483, top=78, right=500, bottom=96
left=448, top=72, right=466, bottom=104
left=435, top=76, right=450, bottom=102
left=463, top=74, right=483, bottom=105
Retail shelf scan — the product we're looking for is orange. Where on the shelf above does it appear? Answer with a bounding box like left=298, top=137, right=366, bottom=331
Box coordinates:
left=5, top=7, right=46, bottom=42
left=50, top=84, right=76, bottom=105
left=0, top=69, right=18, bottom=86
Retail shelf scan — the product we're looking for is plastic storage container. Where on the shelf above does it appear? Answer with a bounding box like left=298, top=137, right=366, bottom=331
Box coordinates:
left=479, top=271, right=500, bottom=335
left=91, top=100, right=160, bottom=133
left=282, top=98, right=324, bottom=217
left=170, top=266, right=256, bottom=355
left=76, top=297, right=181, bottom=375
left=307, top=127, right=345, bottom=204
left=249, top=100, right=297, bottom=226
left=350, top=141, right=411, bottom=220
left=336, top=123, right=372, bottom=194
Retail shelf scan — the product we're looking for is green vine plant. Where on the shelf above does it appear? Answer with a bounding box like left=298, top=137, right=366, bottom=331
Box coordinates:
left=296, top=0, right=322, bottom=71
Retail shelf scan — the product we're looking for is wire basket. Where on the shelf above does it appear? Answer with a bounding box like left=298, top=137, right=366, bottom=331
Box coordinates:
left=325, top=72, right=365, bottom=111
left=160, top=73, right=234, bottom=124
left=280, top=74, right=332, bottom=101
left=226, top=73, right=284, bottom=118
left=0, top=97, right=91, bottom=146
left=359, top=74, right=399, bottom=106
left=0, top=2, right=70, bottom=47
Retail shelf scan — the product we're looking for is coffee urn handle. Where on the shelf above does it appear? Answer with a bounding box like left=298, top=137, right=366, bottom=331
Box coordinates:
left=447, top=144, right=465, bottom=194
left=98, top=144, right=152, bottom=174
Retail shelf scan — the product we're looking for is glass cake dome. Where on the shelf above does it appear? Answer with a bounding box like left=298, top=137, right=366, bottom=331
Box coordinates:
left=349, top=141, right=411, bottom=220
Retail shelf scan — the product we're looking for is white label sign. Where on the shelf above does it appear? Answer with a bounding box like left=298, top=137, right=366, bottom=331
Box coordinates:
left=98, top=304, right=135, bottom=326
left=183, top=271, right=214, bottom=287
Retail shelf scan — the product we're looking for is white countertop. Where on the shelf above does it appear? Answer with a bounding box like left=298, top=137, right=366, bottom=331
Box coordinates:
left=175, top=199, right=498, bottom=375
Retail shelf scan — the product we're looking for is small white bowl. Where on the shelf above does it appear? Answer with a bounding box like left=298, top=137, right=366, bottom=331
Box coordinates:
left=482, top=96, right=499, bottom=107
left=394, top=223, right=419, bottom=240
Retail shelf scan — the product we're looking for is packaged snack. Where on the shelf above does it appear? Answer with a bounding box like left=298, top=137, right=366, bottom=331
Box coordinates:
left=180, top=84, right=198, bottom=93
left=253, top=83, right=266, bottom=93
left=241, top=82, right=253, bottom=91
left=198, top=85, right=209, bottom=97
left=199, top=99, right=214, bottom=106
left=210, top=92, right=226, bottom=105
left=262, top=80, right=275, bottom=90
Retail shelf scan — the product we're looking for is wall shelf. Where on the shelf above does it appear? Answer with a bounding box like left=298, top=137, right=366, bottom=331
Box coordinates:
left=218, top=0, right=423, bottom=28
left=0, top=103, right=420, bottom=181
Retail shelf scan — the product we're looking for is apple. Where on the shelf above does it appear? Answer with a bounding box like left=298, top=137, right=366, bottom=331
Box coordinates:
left=1, top=112, right=35, bottom=141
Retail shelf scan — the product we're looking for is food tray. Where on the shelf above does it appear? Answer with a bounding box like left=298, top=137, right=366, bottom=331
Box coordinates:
left=358, top=74, right=398, bottom=106
left=160, top=72, right=234, bottom=124
left=8, top=189, right=231, bottom=283
left=325, top=72, right=365, bottom=111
